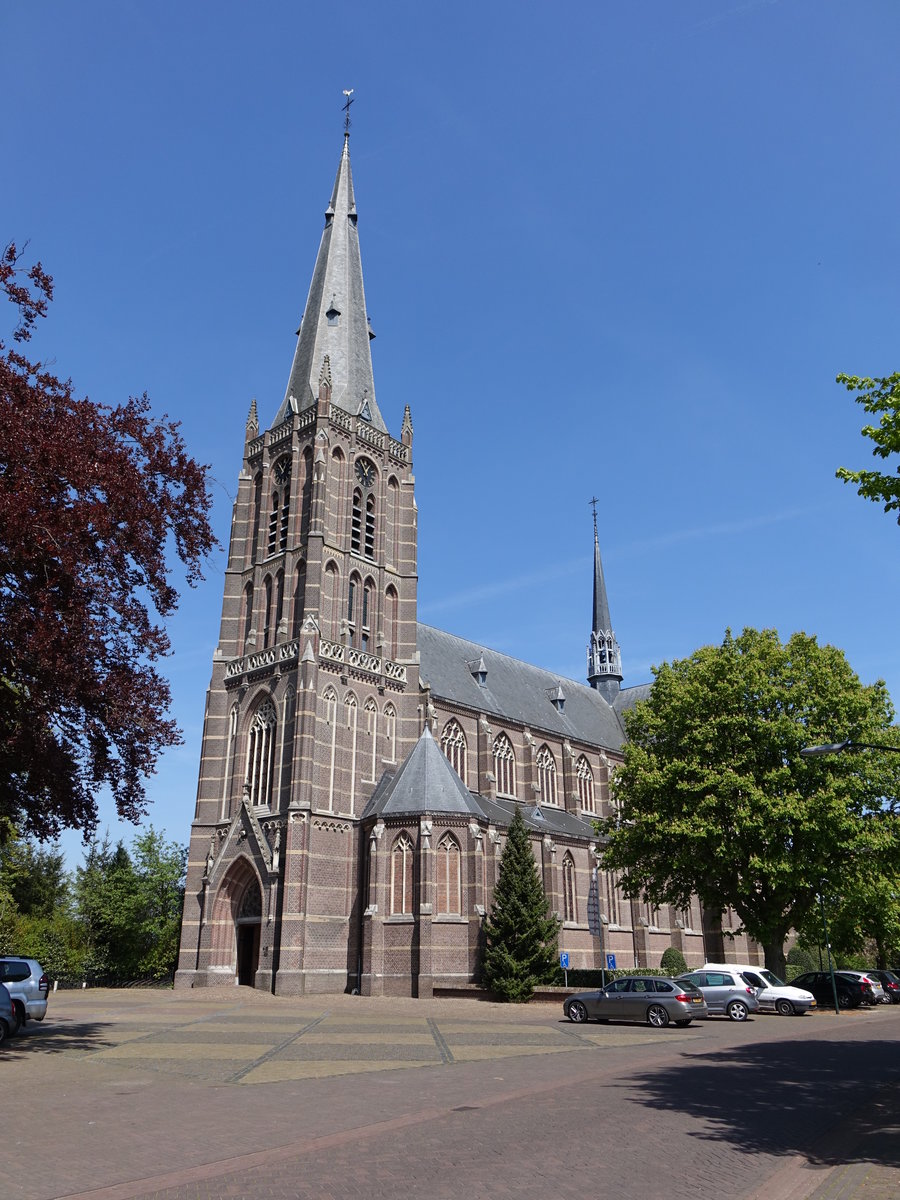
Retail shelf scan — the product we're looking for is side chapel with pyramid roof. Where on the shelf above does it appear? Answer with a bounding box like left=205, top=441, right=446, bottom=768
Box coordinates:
left=174, top=128, right=760, bottom=995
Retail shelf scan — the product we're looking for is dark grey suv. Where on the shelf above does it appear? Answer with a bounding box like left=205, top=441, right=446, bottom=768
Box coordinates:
left=0, top=957, right=49, bottom=1033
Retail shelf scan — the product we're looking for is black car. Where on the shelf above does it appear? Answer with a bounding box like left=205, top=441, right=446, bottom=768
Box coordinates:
left=866, top=969, right=900, bottom=1004
left=791, top=971, right=874, bottom=1010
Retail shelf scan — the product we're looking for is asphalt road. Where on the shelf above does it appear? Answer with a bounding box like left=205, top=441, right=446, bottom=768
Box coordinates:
left=5, top=988, right=899, bottom=1200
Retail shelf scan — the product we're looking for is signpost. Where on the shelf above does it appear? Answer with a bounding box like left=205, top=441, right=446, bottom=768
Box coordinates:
left=560, top=951, right=569, bottom=987
left=587, top=867, right=606, bottom=986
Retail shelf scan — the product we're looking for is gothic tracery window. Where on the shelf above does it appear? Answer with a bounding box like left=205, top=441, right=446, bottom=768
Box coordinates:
left=436, top=834, right=461, bottom=915
left=493, top=733, right=516, bottom=798
left=245, top=699, right=277, bottom=809
left=576, top=755, right=595, bottom=812
left=391, top=834, right=414, bottom=915
left=536, top=745, right=558, bottom=806
left=440, top=719, right=468, bottom=786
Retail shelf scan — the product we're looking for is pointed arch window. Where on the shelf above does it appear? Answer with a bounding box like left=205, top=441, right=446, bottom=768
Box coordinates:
left=347, top=571, right=362, bottom=644
left=345, top=693, right=359, bottom=810
left=440, top=719, right=468, bottom=786
left=436, top=834, right=462, bottom=915
left=493, top=733, right=516, bottom=798
left=262, top=575, right=273, bottom=648
left=361, top=577, right=374, bottom=650
left=323, top=687, right=338, bottom=812
left=536, top=745, right=558, bottom=806
left=274, top=569, right=285, bottom=638
left=251, top=473, right=263, bottom=564
left=365, top=698, right=378, bottom=781
left=241, top=583, right=254, bottom=654
left=292, top=560, right=306, bottom=637
left=331, top=449, right=345, bottom=541
left=562, top=853, right=577, bottom=923
left=351, top=487, right=362, bottom=554
left=268, top=458, right=291, bottom=555
left=384, top=703, right=397, bottom=762
left=245, top=699, right=277, bottom=809
left=576, top=755, right=595, bottom=812
left=323, top=561, right=340, bottom=639
left=383, top=586, right=398, bottom=661
left=391, top=834, right=414, bottom=915
left=387, top=476, right=399, bottom=564
left=299, top=447, right=313, bottom=543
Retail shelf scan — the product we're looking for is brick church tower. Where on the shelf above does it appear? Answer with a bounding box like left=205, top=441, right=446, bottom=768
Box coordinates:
left=175, top=131, right=421, bottom=994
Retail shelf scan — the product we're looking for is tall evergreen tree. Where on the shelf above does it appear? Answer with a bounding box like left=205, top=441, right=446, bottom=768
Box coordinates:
left=482, top=805, right=560, bottom=1002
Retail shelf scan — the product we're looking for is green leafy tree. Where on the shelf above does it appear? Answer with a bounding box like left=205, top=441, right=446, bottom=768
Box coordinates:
left=659, top=946, right=687, bottom=976
left=73, top=828, right=186, bottom=981
left=796, top=869, right=900, bottom=970
left=481, top=805, right=560, bottom=1002
left=600, top=628, right=900, bottom=977
left=836, top=372, right=900, bottom=523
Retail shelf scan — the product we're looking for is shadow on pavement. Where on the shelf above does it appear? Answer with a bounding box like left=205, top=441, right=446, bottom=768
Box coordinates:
left=624, top=1036, right=900, bottom=1167
left=3, top=1019, right=114, bottom=1054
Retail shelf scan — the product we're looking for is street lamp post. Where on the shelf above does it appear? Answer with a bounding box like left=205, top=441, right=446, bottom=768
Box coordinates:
left=800, top=740, right=900, bottom=757
left=817, top=882, right=841, bottom=1016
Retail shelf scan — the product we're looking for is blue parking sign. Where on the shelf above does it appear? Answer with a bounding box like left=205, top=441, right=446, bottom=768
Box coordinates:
left=606, top=953, right=616, bottom=970
left=560, top=952, right=569, bottom=969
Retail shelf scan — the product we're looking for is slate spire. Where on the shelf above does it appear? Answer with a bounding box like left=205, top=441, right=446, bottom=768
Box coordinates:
left=274, top=132, right=386, bottom=431
left=587, top=507, right=622, bottom=701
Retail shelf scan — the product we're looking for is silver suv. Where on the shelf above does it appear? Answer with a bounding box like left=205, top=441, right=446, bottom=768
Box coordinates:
left=676, top=969, right=761, bottom=1021
left=0, top=957, right=49, bottom=1033
left=0, top=983, right=14, bottom=1044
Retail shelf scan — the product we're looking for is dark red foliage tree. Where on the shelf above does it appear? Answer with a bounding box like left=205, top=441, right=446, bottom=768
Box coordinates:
left=0, top=243, right=216, bottom=843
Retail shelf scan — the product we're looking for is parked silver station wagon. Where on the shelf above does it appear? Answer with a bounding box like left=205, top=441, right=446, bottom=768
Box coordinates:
left=563, top=975, right=708, bottom=1028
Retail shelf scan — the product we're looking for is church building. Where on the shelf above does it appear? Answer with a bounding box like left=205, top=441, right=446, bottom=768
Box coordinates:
left=174, top=130, right=759, bottom=996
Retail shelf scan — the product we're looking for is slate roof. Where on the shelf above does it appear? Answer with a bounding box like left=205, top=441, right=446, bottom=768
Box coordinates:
left=274, top=135, right=386, bottom=432
left=614, top=682, right=652, bottom=717
left=361, top=726, right=485, bottom=820
left=362, top=728, right=598, bottom=844
left=416, top=623, right=627, bottom=752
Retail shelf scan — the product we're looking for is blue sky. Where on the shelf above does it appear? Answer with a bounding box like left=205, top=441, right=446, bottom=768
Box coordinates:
left=4, top=1, right=899, bottom=864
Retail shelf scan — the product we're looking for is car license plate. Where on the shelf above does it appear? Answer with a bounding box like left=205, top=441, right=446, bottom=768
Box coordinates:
left=691, top=996, right=703, bottom=1003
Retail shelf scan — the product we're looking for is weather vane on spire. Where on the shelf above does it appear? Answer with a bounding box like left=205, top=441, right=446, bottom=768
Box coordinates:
left=589, top=496, right=599, bottom=535
left=342, top=88, right=355, bottom=136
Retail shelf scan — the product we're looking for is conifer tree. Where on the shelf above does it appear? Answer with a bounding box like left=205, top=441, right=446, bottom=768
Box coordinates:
left=482, top=805, right=560, bottom=1002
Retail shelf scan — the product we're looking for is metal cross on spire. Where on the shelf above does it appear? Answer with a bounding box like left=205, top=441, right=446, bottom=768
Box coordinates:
left=589, top=495, right=599, bottom=536
left=342, top=88, right=355, bottom=136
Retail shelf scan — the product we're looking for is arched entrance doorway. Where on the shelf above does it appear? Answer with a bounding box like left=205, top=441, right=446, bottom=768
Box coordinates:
left=208, top=858, right=263, bottom=987
left=235, top=879, right=262, bottom=986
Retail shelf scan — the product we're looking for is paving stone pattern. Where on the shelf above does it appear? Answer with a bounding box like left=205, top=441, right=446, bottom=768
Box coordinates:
left=5, top=989, right=899, bottom=1200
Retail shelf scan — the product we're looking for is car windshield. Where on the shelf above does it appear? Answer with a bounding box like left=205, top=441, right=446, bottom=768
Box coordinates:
left=758, top=970, right=787, bottom=987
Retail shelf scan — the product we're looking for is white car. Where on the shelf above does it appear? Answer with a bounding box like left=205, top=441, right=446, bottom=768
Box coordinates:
left=838, top=970, right=884, bottom=1004
left=702, top=962, right=816, bottom=1016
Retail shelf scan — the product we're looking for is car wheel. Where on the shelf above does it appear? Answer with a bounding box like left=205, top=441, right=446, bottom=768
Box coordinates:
left=647, top=1004, right=670, bottom=1028
left=726, top=1000, right=749, bottom=1022
left=775, top=998, right=794, bottom=1016
left=879, top=994, right=892, bottom=1005
left=566, top=1000, right=588, bottom=1024
left=675, top=1019, right=692, bottom=1027
left=0, top=1018, right=8, bottom=1045
left=10, top=1002, right=23, bottom=1035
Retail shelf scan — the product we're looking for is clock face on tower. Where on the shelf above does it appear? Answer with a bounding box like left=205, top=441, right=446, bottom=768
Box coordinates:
left=355, top=458, right=376, bottom=488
